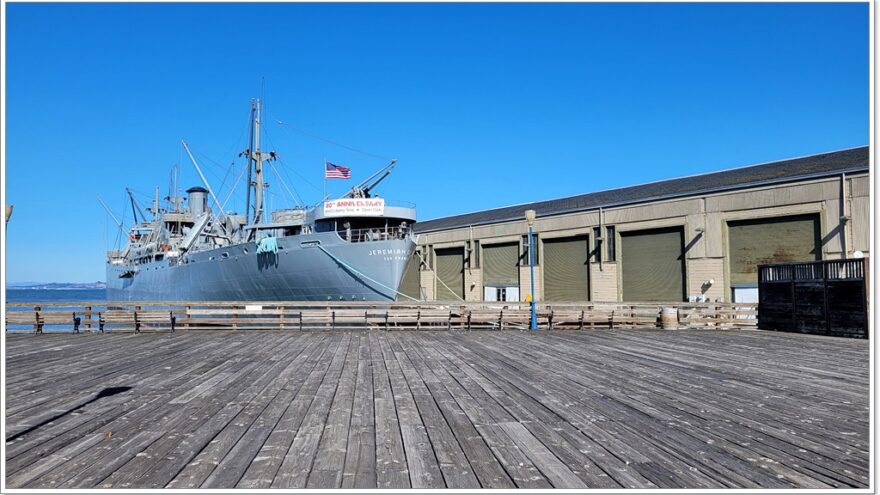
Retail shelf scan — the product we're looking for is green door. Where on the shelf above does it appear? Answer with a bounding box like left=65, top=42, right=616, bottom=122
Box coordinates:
left=543, top=235, right=590, bottom=302
left=482, top=242, right=519, bottom=288
left=398, top=253, right=421, bottom=301
left=621, top=227, right=685, bottom=302
left=435, top=247, right=464, bottom=300
left=728, top=214, right=821, bottom=287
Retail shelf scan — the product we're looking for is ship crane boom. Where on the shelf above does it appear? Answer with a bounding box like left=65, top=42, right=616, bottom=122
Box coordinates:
left=125, top=188, right=149, bottom=224
left=97, top=196, right=127, bottom=235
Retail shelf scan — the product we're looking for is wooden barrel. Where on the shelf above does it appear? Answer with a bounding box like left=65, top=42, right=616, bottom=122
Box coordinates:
left=660, top=307, right=679, bottom=330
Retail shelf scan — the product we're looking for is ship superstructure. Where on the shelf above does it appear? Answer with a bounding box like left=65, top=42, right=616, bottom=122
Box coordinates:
left=104, top=99, right=417, bottom=301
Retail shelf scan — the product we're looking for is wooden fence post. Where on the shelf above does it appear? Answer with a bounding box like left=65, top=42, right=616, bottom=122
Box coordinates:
left=33, top=306, right=42, bottom=334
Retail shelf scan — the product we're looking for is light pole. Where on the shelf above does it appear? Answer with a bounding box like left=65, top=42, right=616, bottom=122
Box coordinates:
left=525, top=209, right=537, bottom=331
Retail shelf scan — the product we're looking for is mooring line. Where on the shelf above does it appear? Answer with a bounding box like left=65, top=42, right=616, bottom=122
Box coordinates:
left=316, top=245, right=421, bottom=302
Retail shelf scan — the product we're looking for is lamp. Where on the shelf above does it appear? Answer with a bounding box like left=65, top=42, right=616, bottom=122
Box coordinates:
left=525, top=210, right=537, bottom=331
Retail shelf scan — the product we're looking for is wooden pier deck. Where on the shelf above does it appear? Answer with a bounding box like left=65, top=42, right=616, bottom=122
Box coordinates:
left=5, top=329, right=869, bottom=489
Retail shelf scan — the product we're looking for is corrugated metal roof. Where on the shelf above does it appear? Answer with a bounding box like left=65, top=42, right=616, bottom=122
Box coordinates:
left=414, top=146, right=869, bottom=233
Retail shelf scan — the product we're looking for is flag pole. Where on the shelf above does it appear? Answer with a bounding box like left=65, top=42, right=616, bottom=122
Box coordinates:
left=323, top=158, right=327, bottom=202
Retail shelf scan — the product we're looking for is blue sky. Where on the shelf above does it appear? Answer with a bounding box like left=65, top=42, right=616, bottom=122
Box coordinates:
left=4, top=2, right=869, bottom=283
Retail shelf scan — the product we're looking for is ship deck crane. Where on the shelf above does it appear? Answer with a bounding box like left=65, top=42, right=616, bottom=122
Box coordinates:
left=342, top=159, right=397, bottom=199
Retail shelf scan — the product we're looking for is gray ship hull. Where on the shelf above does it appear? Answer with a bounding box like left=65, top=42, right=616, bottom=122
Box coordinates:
left=106, top=232, right=415, bottom=302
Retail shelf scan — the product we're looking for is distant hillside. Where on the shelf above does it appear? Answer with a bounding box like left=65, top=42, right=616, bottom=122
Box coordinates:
left=7, top=282, right=106, bottom=290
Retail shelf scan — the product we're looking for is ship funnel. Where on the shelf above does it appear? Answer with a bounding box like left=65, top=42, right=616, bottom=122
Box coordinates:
left=186, top=186, right=208, bottom=217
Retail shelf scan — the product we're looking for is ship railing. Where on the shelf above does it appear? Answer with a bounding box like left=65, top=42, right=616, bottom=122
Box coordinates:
left=338, top=226, right=413, bottom=243
left=383, top=199, right=416, bottom=209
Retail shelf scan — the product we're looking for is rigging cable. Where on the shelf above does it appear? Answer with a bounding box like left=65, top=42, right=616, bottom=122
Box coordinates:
left=268, top=160, right=303, bottom=207
left=269, top=110, right=394, bottom=161
left=220, top=161, right=251, bottom=212
left=262, top=126, right=323, bottom=196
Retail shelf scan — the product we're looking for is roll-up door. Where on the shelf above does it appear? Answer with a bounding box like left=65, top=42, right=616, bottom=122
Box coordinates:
left=483, top=243, right=519, bottom=287
left=398, top=253, right=421, bottom=300
left=543, top=235, right=589, bottom=302
left=435, top=247, right=464, bottom=300
left=728, top=214, right=820, bottom=287
left=621, top=227, right=685, bottom=302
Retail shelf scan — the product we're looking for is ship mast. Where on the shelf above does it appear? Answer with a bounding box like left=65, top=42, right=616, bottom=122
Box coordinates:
left=244, top=98, right=276, bottom=227
left=244, top=100, right=255, bottom=223
left=253, top=99, right=265, bottom=225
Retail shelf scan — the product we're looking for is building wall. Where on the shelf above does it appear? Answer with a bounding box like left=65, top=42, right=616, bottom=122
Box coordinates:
left=519, top=265, right=543, bottom=301
left=419, top=269, right=435, bottom=301
left=464, top=267, right=482, bottom=301
left=849, top=175, right=871, bottom=254
left=589, top=263, right=618, bottom=302
left=413, top=172, right=870, bottom=303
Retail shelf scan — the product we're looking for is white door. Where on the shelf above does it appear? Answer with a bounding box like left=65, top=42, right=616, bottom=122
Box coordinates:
left=484, top=286, right=498, bottom=301
left=732, top=287, right=759, bottom=303
left=505, top=287, right=520, bottom=302
left=732, top=287, right=759, bottom=320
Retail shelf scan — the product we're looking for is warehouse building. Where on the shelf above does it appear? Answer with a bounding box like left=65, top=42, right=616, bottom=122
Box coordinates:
left=400, top=146, right=870, bottom=303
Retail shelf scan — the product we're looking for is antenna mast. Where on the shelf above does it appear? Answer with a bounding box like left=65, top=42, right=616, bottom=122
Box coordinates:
left=153, top=186, right=160, bottom=218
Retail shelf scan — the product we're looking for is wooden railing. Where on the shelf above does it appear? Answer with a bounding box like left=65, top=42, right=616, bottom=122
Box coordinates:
left=5, top=301, right=757, bottom=334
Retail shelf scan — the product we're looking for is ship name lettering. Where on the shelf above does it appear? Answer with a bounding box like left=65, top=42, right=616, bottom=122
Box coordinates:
left=369, top=248, right=407, bottom=256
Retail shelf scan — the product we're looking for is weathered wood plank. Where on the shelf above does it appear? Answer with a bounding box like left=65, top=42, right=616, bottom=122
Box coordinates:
left=5, top=328, right=868, bottom=489
left=270, top=334, right=351, bottom=488
left=340, top=335, right=377, bottom=488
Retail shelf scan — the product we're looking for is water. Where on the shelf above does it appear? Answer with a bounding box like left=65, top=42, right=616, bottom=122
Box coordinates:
left=6, top=289, right=107, bottom=333
left=6, top=289, right=107, bottom=303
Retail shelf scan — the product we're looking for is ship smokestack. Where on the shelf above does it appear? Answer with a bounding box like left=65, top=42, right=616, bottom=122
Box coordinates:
left=186, top=186, right=208, bottom=217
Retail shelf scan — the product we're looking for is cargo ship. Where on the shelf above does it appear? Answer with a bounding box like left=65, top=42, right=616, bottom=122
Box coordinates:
left=104, top=98, right=416, bottom=301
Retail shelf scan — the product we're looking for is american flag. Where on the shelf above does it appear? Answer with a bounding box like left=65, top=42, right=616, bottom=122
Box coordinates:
left=325, top=162, right=351, bottom=179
